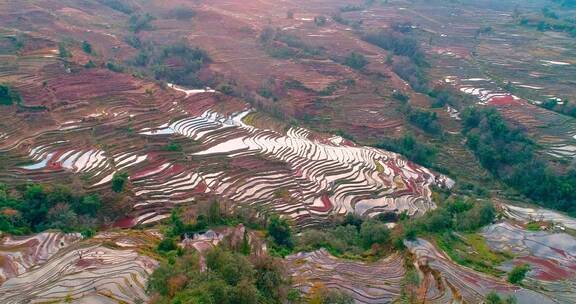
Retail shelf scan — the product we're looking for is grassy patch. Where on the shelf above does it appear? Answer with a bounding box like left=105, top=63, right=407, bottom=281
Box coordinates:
left=241, top=112, right=258, bottom=127
left=435, top=232, right=511, bottom=277
left=375, top=160, right=385, bottom=174
left=162, top=142, right=182, bottom=152
left=526, top=221, right=542, bottom=231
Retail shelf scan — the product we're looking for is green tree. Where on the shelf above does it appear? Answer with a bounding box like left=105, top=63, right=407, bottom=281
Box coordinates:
left=58, top=43, right=71, bottom=58
left=343, top=213, right=364, bottom=230
left=168, top=209, right=185, bottom=237
left=253, top=256, right=288, bottom=300
left=81, top=41, right=92, bottom=54
left=76, top=194, right=101, bottom=216
left=360, top=220, right=391, bottom=249
left=157, top=238, right=177, bottom=252
left=111, top=172, right=129, bottom=193
left=241, top=229, right=251, bottom=255
left=46, top=203, right=79, bottom=231
left=455, top=202, right=495, bottom=231
left=0, top=84, right=21, bottom=105
left=267, top=215, right=293, bottom=249
left=206, top=248, right=254, bottom=286
left=232, top=279, right=259, bottom=304
left=374, top=134, right=437, bottom=167
left=207, top=200, right=222, bottom=225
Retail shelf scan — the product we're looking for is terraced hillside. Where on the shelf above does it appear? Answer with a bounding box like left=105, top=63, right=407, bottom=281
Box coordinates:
left=0, top=0, right=461, bottom=229
left=2, top=83, right=450, bottom=227
left=482, top=222, right=576, bottom=302
left=0, top=231, right=159, bottom=304
left=286, top=249, right=405, bottom=303
left=1, top=0, right=576, bottom=303
left=406, top=238, right=556, bottom=304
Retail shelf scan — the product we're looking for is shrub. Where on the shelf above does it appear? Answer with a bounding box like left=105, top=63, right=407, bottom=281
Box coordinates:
left=340, top=5, right=363, bottom=12
left=167, top=7, right=195, bottom=20
left=106, top=61, right=124, bottom=73
left=259, top=27, right=276, bottom=43
left=343, top=52, right=368, bottom=70
left=84, top=60, right=97, bottom=69
left=149, top=246, right=291, bottom=303
left=454, top=202, right=495, bottom=231
left=157, top=238, right=178, bottom=252
left=392, top=57, right=428, bottom=92
left=0, top=84, right=21, bottom=105
left=407, top=198, right=496, bottom=238
left=128, top=13, right=155, bottom=33
left=485, top=292, right=517, bottom=304
left=265, top=45, right=298, bottom=59
left=392, top=91, right=409, bottom=103
left=508, top=264, right=530, bottom=284
left=97, top=0, right=134, bottom=14
left=310, top=288, right=354, bottom=304
left=163, top=142, right=182, bottom=152
left=314, top=15, right=328, bottom=26
left=408, top=108, right=442, bottom=134
left=125, top=35, right=143, bottom=49
left=58, top=43, right=71, bottom=59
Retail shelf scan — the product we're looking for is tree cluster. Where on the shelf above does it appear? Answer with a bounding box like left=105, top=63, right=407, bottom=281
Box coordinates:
left=405, top=198, right=496, bottom=239
left=127, top=40, right=211, bottom=87
left=296, top=213, right=395, bottom=259
left=343, top=52, right=369, bottom=70
left=148, top=247, right=294, bottom=304
left=0, top=183, right=101, bottom=235
left=128, top=13, right=155, bottom=33
left=462, top=107, right=576, bottom=214
left=374, top=134, right=437, bottom=167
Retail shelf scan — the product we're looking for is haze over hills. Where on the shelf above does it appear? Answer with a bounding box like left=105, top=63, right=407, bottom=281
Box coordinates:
left=0, top=0, right=575, bottom=303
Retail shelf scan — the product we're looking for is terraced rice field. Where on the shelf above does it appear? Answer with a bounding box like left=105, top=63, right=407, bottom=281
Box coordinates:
left=286, top=249, right=404, bottom=303
left=0, top=232, right=82, bottom=284
left=132, top=106, right=452, bottom=226
left=0, top=231, right=158, bottom=304
left=0, top=77, right=451, bottom=228
left=405, top=238, right=555, bottom=304
left=453, top=76, right=576, bottom=159
left=481, top=222, right=576, bottom=303
left=390, top=0, right=576, bottom=161
left=0, top=28, right=451, bottom=227
left=501, top=204, right=576, bottom=230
